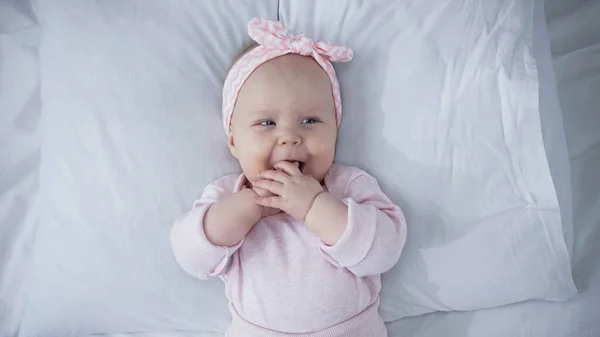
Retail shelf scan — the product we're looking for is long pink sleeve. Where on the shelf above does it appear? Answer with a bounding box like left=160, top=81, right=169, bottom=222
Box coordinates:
left=319, top=172, right=407, bottom=277
left=170, top=165, right=402, bottom=335
left=170, top=175, right=243, bottom=280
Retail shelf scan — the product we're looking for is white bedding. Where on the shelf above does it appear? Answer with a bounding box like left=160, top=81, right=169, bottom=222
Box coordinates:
left=0, top=2, right=39, bottom=336
left=0, top=0, right=598, bottom=336
left=88, top=1, right=600, bottom=335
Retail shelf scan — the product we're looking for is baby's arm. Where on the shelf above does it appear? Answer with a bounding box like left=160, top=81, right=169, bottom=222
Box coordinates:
left=307, top=172, right=407, bottom=277
left=304, top=193, right=348, bottom=245
left=204, top=189, right=262, bottom=246
left=171, top=181, right=262, bottom=279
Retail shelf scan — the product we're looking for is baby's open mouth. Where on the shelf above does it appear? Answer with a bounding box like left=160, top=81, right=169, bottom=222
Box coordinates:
left=282, top=160, right=305, bottom=173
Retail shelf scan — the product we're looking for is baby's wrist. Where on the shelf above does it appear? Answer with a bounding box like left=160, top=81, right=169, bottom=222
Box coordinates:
left=247, top=189, right=275, bottom=218
left=305, top=191, right=327, bottom=224
left=237, top=188, right=263, bottom=219
left=237, top=187, right=256, bottom=199
left=304, top=192, right=348, bottom=246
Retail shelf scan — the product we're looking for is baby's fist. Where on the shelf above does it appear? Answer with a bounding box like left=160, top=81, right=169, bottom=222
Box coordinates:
left=252, top=186, right=282, bottom=217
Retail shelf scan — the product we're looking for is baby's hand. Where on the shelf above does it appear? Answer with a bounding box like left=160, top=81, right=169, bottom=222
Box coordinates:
left=253, top=161, right=324, bottom=220
left=252, top=186, right=282, bottom=217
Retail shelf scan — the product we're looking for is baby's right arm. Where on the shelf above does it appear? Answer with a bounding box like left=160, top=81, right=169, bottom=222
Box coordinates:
left=204, top=188, right=262, bottom=246
left=171, top=180, right=262, bottom=280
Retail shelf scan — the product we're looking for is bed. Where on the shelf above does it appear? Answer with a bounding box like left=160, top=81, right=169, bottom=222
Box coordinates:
left=1, top=0, right=598, bottom=336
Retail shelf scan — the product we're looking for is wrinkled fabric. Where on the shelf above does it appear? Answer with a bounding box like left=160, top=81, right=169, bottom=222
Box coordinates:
left=171, top=164, right=406, bottom=335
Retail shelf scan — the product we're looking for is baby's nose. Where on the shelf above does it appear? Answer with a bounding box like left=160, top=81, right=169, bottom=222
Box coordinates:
left=278, top=131, right=302, bottom=146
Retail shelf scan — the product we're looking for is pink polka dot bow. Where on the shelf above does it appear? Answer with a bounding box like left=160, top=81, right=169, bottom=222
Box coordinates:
left=222, top=17, right=354, bottom=135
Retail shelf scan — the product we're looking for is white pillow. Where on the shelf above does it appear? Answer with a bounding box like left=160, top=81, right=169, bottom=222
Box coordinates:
left=22, top=0, right=576, bottom=335
left=533, top=0, right=574, bottom=258
left=20, top=1, right=277, bottom=336
left=0, top=2, right=40, bottom=336
left=279, top=0, right=576, bottom=320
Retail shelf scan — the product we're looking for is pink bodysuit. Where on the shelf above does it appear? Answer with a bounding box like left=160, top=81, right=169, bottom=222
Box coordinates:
left=171, top=164, right=407, bottom=337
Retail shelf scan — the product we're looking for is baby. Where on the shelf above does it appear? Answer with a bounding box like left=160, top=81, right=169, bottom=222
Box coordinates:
left=171, top=17, right=407, bottom=337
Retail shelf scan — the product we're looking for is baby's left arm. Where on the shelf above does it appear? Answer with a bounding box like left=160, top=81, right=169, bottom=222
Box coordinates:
left=306, top=172, right=407, bottom=277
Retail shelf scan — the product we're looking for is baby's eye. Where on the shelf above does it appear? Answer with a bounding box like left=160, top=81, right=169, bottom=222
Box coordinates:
left=302, top=117, right=319, bottom=124
left=259, top=120, right=275, bottom=126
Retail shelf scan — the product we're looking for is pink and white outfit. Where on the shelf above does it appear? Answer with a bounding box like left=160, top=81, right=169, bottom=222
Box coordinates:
left=171, top=17, right=407, bottom=336
left=171, top=165, right=406, bottom=336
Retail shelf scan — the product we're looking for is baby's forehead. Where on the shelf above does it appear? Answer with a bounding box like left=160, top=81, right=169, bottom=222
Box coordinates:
left=231, top=54, right=335, bottom=119
left=249, top=54, right=329, bottom=83
left=241, top=59, right=332, bottom=101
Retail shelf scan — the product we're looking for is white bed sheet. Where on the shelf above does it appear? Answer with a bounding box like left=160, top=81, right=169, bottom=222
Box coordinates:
left=84, top=0, right=600, bottom=336
left=0, top=1, right=40, bottom=336
left=0, top=0, right=598, bottom=336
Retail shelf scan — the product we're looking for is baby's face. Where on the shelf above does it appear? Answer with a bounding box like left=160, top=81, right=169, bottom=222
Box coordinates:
left=229, top=54, right=337, bottom=184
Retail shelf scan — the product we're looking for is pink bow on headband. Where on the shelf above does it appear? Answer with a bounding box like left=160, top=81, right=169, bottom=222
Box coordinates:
left=222, top=17, right=354, bottom=135
left=247, top=17, right=353, bottom=62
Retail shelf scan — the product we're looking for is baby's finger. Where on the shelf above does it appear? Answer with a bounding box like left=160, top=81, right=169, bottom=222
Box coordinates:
left=274, top=161, right=302, bottom=176
left=252, top=186, right=274, bottom=198
left=254, top=196, right=283, bottom=210
left=253, top=179, right=283, bottom=195
left=259, top=170, right=290, bottom=183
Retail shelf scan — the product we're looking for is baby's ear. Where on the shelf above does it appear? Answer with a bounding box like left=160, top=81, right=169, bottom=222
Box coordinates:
left=228, top=134, right=238, bottom=159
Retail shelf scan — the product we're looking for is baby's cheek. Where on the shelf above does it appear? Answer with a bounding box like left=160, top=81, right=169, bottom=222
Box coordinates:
left=313, top=137, right=336, bottom=157
left=248, top=141, right=271, bottom=161
left=239, top=140, right=271, bottom=177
